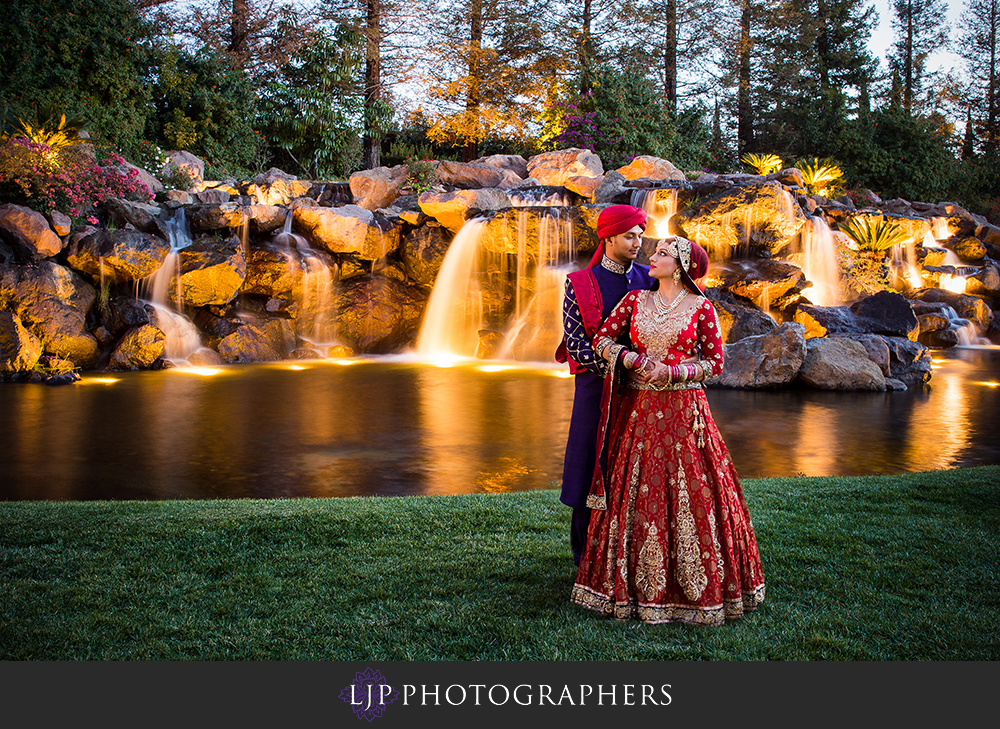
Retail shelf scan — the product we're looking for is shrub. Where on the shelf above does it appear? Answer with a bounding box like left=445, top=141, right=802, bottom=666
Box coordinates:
left=0, top=137, right=152, bottom=219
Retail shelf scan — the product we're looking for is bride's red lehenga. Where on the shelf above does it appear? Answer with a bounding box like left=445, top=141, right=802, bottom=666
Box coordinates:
left=570, top=290, right=766, bottom=626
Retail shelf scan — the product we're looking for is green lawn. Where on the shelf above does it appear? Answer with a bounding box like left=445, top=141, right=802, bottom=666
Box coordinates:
left=2, top=466, right=998, bottom=660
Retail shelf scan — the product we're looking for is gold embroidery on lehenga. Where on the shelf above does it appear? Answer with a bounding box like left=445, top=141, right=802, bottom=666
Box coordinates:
left=636, top=523, right=667, bottom=599
left=672, top=451, right=707, bottom=601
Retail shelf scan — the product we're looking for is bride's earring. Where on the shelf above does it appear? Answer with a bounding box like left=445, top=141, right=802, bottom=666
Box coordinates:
left=673, top=269, right=682, bottom=283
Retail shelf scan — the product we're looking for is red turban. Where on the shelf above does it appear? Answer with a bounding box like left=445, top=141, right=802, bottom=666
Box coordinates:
left=589, top=205, right=648, bottom=267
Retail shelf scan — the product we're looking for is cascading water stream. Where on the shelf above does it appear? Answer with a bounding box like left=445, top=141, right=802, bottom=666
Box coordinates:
left=630, top=188, right=678, bottom=239
left=142, top=207, right=203, bottom=362
left=273, top=212, right=338, bottom=352
left=798, top=217, right=843, bottom=306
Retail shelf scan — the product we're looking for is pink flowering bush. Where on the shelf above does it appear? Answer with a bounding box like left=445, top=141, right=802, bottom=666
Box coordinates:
left=0, top=136, right=153, bottom=220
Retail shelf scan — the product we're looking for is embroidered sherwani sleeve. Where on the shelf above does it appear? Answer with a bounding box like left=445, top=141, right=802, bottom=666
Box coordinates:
left=563, top=279, right=607, bottom=375
left=695, top=299, right=724, bottom=377
left=593, top=292, right=639, bottom=369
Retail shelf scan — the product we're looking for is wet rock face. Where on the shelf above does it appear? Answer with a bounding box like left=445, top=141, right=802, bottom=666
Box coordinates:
left=0, top=311, right=43, bottom=373
left=65, top=228, right=171, bottom=284
left=794, top=291, right=920, bottom=342
left=174, top=238, right=248, bottom=308
left=336, top=277, right=427, bottom=353
left=675, top=182, right=807, bottom=258
left=107, top=324, right=166, bottom=371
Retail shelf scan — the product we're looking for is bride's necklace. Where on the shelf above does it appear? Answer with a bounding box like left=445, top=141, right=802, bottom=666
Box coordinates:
left=654, top=287, right=686, bottom=314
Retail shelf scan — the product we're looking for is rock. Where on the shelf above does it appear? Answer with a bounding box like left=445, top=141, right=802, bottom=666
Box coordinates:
left=828, top=333, right=891, bottom=376
left=766, top=168, right=806, bottom=189
left=252, top=167, right=297, bottom=185
left=248, top=205, right=289, bottom=236
left=185, top=202, right=250, bottom=233
left=965, top=264, right=1000, bottom=298
left=187, top=347, right=225, bottom=366
left=909, top=288, right=993, bottom=330
left=436, top=160, right=523, bottom=190
left=336, top=277, right=427, bottom=353
left=565, top=174, right=605, bottom=199
left=794, top=291, right=920, bottom=341
left=473, top=154, right=529, bottom=179
left=707, top=321, right=806, bottom=388
left=102, top=197, right=163, bottom=234
left=417, top=189, right=510, bottom=233
left=0, top=311, right=43, bottom=372
left=712, top=259, right=809, bottom=310
left=107, top=324, right=166, bottom=371
left=0, top=261, right=98, bottom=368
left=0, top=204, right=63, bottom=260
left=293, top=204, right=401, bottom=260
left=591, top=171, right=630, bottom=204
left=100, top=296, right=152, bottom=337
left=403, top=224, right=452, bottom=288
left=47, top=211, right=72, bottom=238
left=64, top=228, right=171, bottom=284
left=349, top=166, right=409, bottom=211
left=946, top=236, right=987, bottom=262
left=243, top=178, right=314, bottom=207
left=881, top=335, right=932, bottom=386
left=174, top=238, right=247, bottom=307
left=217, top=319, right=295, bottom=363
left=798, top=337, right=887, bottom=390
left=614, top=156, right=686, bottom=182
left=674, top=181, right=807, bottom=258
left=163, top=150, right=205, bottom=187
left=527, top=148, right=604, bottom=187
left=242, top=241, right=301, bottom=298
left=122, top=160, right=163, bottom=194
left=705, top=288, right=777, bottom=343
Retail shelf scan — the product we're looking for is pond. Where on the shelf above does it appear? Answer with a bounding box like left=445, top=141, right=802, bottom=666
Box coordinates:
left=2, top=347, right=999, bottom=501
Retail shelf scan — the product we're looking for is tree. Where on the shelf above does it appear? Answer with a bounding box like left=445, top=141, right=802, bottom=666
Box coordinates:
left=421, top=0, right=550, bottom=160
left=256, top=25, right=366, bottom=178
left=888, top=0, right=949, bottom=114
left=0, top=0, right=155, bottom=154
left=753, top=0, right=876, bottom=158
left=954, top=0, right=1000, bottom=158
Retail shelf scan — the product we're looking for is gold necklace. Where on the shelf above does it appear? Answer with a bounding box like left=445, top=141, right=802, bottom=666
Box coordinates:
left=655, top=287, right=686, bottom=314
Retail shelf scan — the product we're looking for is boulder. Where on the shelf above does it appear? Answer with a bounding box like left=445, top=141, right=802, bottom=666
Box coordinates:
left=0, top=261, right=98, bottom=367
left=473, top=154, right=529, bottom=179
left=349, top=166, right=409, bottom=210
left=712, top=259, right=809, bottom=310
left=100, top=296, right=153, bottom=338
left=946, top=236, right=987, bottom=262
left=564, top=174, right=606, bottom=200
left=185, top=202, right=250, bottom=233
left=828, top=333, right=891, bottom=376
left=293, top=204, right=401, bottom=260
left=248, top=205, right=289, bottom=236
left=336, top=277, right=427, bottom=353
left=591, top=171, right=630, bottom=204
left=436, top=160, right=523, bottom=190
left=0, top=204, right=63, bottom=260
left=881, top=335, right=932, bottom=386
left=527, top=148, right=604, bottom=187
left=174, top=238, right=247, bottom=307
left=0, top=311, right=43, bottom=372
left=674, top=181, right=807, bottom=258
left=163, top=150, right=205, bottom=186
left=64, top=228, right=171, bottom=284
left=615, top=156, right=686, bottom=182
left=908, top=288, right=993, bottom=330
left=417, top=189, right=510, bottom=233
left=47, top=211, right=72, bottom=237
left=244, top=178, right=314, bottom=207
left=794, top=291, right=920, bottom=341
left=797, top=337, right=887, bottom=391
left=707, top=321, right=807, bottom=388
left=242, top=240, right=302, bottom=298
left=964, top=264, right=1000, bottom=298
left=403, top=224, right=453, bottom=288
left=102, top=197, right=163, bottom=234
left=107, top=324, right=166, bottom=371
left=217, top=319, right=295, bottom=363
left=195, top=189, right=232, bottom=204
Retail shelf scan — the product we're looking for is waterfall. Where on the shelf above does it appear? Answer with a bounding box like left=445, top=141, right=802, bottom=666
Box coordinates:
left=142, top=207, right=204, bottom=362
left=273, top=212, right=339, bottom=352
left=799, top=217, right=843, bottom=306
left=630, top=188, right=678, bottom=239
left=416, top=205, right=577, bottom=362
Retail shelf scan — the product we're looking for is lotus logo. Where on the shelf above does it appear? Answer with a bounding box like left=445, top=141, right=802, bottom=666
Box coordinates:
left=340, top=667, right=400, bottom=721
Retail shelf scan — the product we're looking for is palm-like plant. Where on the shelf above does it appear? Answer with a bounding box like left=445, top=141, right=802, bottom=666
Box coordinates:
left=741, top=153, right=783, bottom=175
left=840, top=217, right=910, bottom=251
left=1, top=109, right=89, bottom=165
left=795, top=158, right=845, bottom=196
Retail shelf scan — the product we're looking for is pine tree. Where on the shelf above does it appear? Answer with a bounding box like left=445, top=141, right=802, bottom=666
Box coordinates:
left=954, top=0, right=1000, bottom=157
left=888, top=0, right=949, bottom=114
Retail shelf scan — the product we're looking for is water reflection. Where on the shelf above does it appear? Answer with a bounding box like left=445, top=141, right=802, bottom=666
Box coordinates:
left=1, top=349, right=998, bottom=501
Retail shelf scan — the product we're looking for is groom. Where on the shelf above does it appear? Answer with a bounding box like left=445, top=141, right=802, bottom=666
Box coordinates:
left=556, top=204, right=653, bottom=565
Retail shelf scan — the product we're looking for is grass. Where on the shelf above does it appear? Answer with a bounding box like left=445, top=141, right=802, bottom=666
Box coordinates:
left=1, top=466, right=998, bottom=661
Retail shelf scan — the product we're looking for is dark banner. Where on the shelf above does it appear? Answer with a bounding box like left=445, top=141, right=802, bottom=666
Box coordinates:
left=1, top=661, right=994, bottom=725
